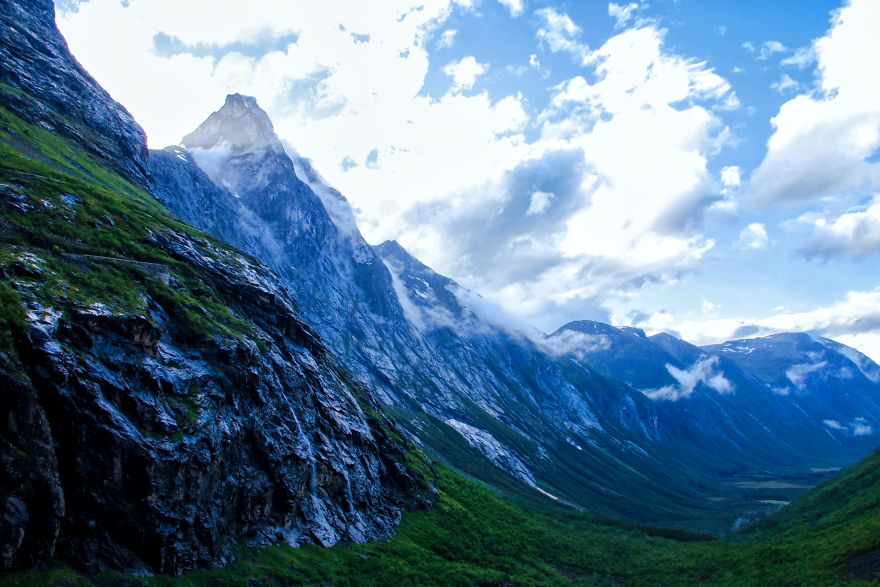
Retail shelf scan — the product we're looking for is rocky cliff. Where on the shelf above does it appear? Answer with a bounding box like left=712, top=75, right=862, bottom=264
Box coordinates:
left=0, top=0, right=148, bottom=186
left=0, top=0, right=429, bottom=575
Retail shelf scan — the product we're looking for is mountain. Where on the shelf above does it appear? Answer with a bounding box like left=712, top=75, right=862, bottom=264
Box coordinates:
left=3, top=0, right=880, bottom=582
left=0, top=0, right=430, bottom=575
left=151, top=94, right=446, bottom=409
left=706, top=333, right=880, bottom=443
left=0, top=0, right=148, bottom=185
left=552, top=321, right=880, bottom=467
left=150, top=91, right=880, bottom=533
left=154, top=95, right=807, bottom=531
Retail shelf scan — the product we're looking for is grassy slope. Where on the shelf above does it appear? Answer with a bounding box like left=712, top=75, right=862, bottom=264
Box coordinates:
left=0, top=105, right=260, bottom=349
left=6, top=451, right=878, bottom=586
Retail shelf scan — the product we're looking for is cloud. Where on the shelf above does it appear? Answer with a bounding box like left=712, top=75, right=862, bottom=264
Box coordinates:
left=798, top=196, right=880, bottom=260
left=824, top=417, right=873, bottom=436
left=737, top=222, right=769, bottom=249
left=608, top=2, right=643, bottom=29
left=540, top=329, right=611, bottom=359
left=781, top=45, right=817, bottom=69
left=625, top=287, right=880, bottom=362
left=758, top=40, right=788, bottom=60
left=526, top=190, right=554, bottom=215
left=535, top=7, right=589, bottom=62
left=720, top=165, right=741, bottom=187
left=444, top=56, right=489, bottom=90
left=644, top=355, right=733, bottom=401
left=398, top=24, right=737, bottom=331
left=407, top=148, right=595, bottom=288
left=785, top=361, right=827, bottom=389
left=58, top=0, right=747, bottom=342
left=57, top=0, right=530, bottom=248
left=497, top=0, right=524, bottom=17
left=852, top=417, right=873, bottom=436
left=437, top=29, right=457, bottom=48
left=748, top=0, right=880, bottom=209
left=771, top=73, right=800, bottom=94
left=743, top=40, right=789, bottom=60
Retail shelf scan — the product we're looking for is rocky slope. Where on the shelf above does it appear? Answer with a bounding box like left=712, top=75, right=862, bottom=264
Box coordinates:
left=0, top=1, right=429, bottom=575
left=0, top=0, right=148, bottom=186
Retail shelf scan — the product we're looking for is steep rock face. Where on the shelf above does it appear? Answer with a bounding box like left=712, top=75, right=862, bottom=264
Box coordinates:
left=156, top=95, right=448, bottom=408
left=0, top=4, right=428, bottom=574
left=0, top=0, right=148, bottom=185
left=0, top=125, right=428, bottom=574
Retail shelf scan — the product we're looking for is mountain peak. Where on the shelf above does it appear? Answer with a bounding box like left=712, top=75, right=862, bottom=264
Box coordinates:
left=553, top=320, right=620, bottom=337
left=181, top=93, right=283, bottom=153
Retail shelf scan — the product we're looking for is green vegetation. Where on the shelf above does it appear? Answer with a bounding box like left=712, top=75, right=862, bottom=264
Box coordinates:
left=0, top=281, right=25, bottom=353
left=0, top=105, right=255, bottom=342
left=4, top=451, right=877, bottom=586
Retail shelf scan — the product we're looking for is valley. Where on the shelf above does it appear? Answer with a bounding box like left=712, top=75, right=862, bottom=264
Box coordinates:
left=1, top=0, right=879, bottom=584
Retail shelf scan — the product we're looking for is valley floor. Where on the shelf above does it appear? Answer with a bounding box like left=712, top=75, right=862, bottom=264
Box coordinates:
left=5, top=451, right=880, bottom=587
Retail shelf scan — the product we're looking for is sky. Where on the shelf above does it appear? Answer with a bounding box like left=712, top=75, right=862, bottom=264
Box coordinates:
left=55, top=0, right=880, bottom=360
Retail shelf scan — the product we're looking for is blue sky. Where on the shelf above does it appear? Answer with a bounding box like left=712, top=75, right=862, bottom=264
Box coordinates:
left=55, top=0, right=880, bottom=359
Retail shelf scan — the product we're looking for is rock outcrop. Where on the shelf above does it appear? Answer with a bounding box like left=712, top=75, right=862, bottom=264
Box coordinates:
left=0, top=0, right=430, bottom=575
left=0, top=0, right=148, bottom=185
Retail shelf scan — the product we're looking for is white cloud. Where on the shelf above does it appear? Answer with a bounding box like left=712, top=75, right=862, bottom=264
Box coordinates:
left=443, top=55, right=489, bottom=90
left=720, top=165, right=741, bottom=187
left=535, top=7, right=589, bottom=62
left=401, top=24, right=737, bottom=331
left=785, top=361, right=827, bottom=389
left=799, top=195, right=880, bottom=259
left=526, top=190, right=554, bottom=215
left=625, top=287, right=880, bottom=362
left=497, top=0, right=524, bottom=17
left=438, top=29, right=457, bottom=48
left=58, top=0, right=532, bottom=248
left=608, top=2, right=643, bottom=29
left=781, top=45, right=816, bottom=69
left=853, top=417, right=873, bottom=436
left=539, top=329, right=611, bottom=359
left=743, top=40, right=788, bottom=60
left=57, top=0, right=751, bottom=341
left=644, top=355, right=733, bottom=401
left=737, top=222, right=769, bottom=249
left=758, top=40, right=788, bottom=60
left=823, top=419, right=845, bottom=430
left=824, top=417, right=873, bottom=436
left=771, top=73, right=800, bottom=94
left=748, top=0, right=880, bottom=209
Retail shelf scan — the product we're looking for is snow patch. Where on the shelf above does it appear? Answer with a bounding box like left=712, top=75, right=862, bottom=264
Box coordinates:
left=445, top=419, right=537, bottom=487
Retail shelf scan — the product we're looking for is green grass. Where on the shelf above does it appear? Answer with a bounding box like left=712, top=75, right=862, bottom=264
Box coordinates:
left=0, top=280, right=26, bottom=353
left=5, top=450, right=877, bottom=586
left=0, top=105, right=257, bottom=343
